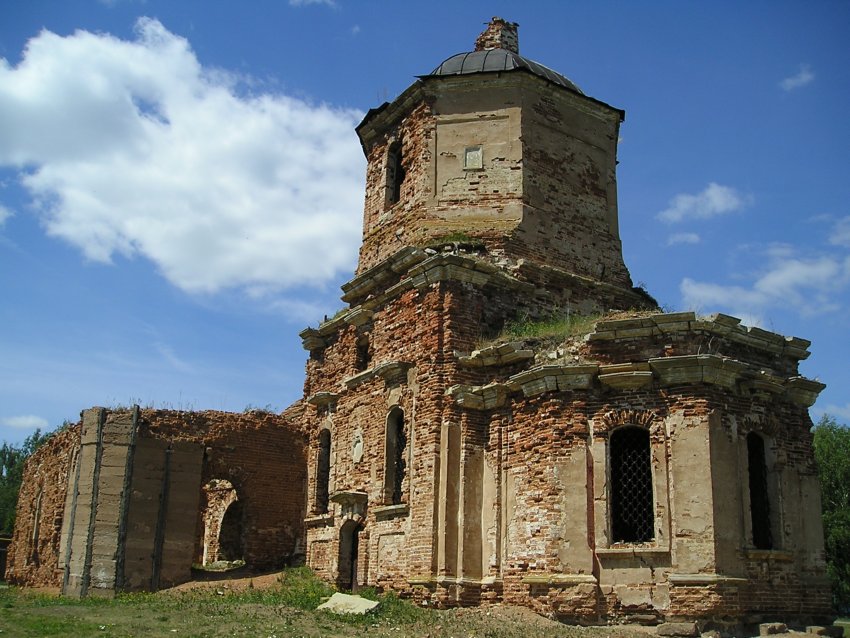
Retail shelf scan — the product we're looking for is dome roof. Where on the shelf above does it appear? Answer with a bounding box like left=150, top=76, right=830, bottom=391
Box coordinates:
left=426, top=48, right=583, bottom=95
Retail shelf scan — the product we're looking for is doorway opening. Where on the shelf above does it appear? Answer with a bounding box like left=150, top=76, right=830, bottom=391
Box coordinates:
left=337, top=519, right=361, bottom=591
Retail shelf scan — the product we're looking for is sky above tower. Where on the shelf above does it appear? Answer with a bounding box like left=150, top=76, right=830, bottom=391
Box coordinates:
left=1, top=1, right=849, bottom=444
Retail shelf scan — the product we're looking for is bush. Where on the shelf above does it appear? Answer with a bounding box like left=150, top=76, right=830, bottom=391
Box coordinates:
left=813, top=414, right=850, bottom=613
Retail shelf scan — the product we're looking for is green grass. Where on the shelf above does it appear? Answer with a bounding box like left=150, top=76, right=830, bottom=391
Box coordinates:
left=0, top=569, right=657, bottom=638
left=480, top=312, right=600, bottom=349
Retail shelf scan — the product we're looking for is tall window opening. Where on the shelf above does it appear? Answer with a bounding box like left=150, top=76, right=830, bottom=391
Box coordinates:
left=747, top=432, right=773, bottom=549
left=386, top=139, right=406, bottom=206
left=384, top=408, right=407, bottom=505
left=218, top=501, right=244, bottom=562
left=315, top=429, right=331, bottom=514
left=610, top=426, right=654, bottom=543
left=198, top=479, right=243, bottom=568
left=355, top=334, right=370, bottom=372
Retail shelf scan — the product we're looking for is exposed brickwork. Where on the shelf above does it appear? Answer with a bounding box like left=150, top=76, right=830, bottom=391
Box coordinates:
left=6, top=426, right=78, bottom=587
left=8, top=16, right=832, bottom=627
left=474, top=17, right=519, bottom=53
left=297, top=16, right=832, bottom=624
left=8, top=407, right=307, bottom=591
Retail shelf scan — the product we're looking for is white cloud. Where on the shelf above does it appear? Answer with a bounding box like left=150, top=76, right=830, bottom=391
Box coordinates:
left=0, top=203, right=11, bottom=226
left=681, top=249, right=850, bottom=319
left=657, top=182, right=750, bottom=223
left=0, top=19, right=365, bottom=295
left=0, top=414, right=49, bottom=429
left=829, top=216, right=850, bottom=248
left=667, top=232, right=700, bottom=246
left=780, top=64, right=814, bottom=91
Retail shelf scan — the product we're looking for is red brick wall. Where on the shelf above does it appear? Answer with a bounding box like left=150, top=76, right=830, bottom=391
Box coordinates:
left=6, top=426, right=78, bottom=587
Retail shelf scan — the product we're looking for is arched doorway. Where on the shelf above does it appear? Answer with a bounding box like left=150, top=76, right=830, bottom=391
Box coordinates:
left=337, top=519, right=361, bottom=591
left=198, top=479, right=244, bottom=568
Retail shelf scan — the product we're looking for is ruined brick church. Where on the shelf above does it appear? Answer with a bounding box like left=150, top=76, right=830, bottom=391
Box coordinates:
left=8, top=18, right=834, bottom=626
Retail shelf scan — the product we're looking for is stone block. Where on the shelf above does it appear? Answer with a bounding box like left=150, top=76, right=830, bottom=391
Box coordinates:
left=317, top=592, right=380, bottom=615
left=598, top=371, right=653, bottom=390
left=760, top=623, right=788, bottom=636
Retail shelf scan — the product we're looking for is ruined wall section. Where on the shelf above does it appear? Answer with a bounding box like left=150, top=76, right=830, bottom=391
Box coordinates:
left=440, top=310, right=829, bottom=623
left=138, top=408, right=307, bottom=571
left=358, top=99, right=437, bottom=274
left=8, top=407, right=307, bottom=593
left=584, top=312, right=810, bottom=378
left=6, top=425, right=78, bottom=587
left=303, top=281, right=457, bottom=589
left=301, top=271, right=534, bottom=594
left=516, top=77, right=631, bottom=288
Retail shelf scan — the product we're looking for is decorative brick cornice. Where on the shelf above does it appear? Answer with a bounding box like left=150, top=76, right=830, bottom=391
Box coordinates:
left=589, top=312, right=812, bottom=361
left=446, top=354, right=824, bottom=410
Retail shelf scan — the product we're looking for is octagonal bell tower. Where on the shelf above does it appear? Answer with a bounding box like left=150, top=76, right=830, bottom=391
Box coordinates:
left=355, top=17, right=639, bottom=304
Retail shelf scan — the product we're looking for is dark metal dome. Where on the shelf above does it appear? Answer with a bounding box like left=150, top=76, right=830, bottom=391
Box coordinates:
left=426, top=48, right=583, bottom=94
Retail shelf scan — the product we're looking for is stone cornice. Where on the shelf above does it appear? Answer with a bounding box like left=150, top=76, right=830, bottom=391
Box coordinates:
left=446, top=354, right=823, bottom=410
left=589, top=311, right=812, bottom=361
left=341, top=247, right=428, bottom=304
left=300, top=250, right=534, bottom=351
left=456, top=342, right=534, bottom=368
left=519, top=260, right=652, bottom=307
left=343, top=360, right=414, bottom=390
left=305, top=391, right=339, bottom=407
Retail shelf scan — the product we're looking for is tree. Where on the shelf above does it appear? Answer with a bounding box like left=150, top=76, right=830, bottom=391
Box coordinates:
left=0, top=429, right=52, bottom=537
left=813, top=414, right=850, bottom=613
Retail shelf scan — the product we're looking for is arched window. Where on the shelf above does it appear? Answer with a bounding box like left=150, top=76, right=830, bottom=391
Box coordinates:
left=384, top=408, right=406, bottom=505
left=747, top=432, right=773, bottom=549
left=386, top=139, right=406, bottom=206
left=610, top=426, right=654, bottom=543
left=316, top=429, right=331, bottom=514
left=198, top=479, right=240, bottom=567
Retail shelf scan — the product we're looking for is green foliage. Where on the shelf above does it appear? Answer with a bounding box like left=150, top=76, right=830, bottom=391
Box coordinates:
left=485, top=311, right=600, bottom=347
left=242, top=404, right=276, bottom=415
left=813, top=414, right=850, bottom=613
left=271, top=565, right=335, bottom=610
left=0, top=428, right=53, bottom=536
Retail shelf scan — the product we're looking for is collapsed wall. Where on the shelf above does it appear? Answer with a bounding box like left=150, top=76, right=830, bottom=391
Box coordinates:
left=5, top=426, right=79, bottom=588
left=6, top=405, right=307, bottom=595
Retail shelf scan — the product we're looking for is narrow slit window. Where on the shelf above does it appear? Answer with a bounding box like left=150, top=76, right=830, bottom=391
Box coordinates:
left=747, top=432, right=773, bottom=550
left=384, top=408, right=406, bottom=505
left=355, top=334, right=370, bottom=372
left=610, top=426, right=654, bottom=543
left=315, top=429, right=331, bottom=514
left=386, top=140, right=406, bottom=206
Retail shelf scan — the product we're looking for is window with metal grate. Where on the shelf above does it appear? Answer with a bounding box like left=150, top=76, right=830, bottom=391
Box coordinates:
left=610, top=426, right=655, bottom=543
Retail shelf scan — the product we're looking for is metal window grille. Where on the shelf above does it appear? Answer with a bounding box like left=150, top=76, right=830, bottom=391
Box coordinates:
left=611, top=427, right=654, bottom=543
left=747, top=432, right=773, bottom=549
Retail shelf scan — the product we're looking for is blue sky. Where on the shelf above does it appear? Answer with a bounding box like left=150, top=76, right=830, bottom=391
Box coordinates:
left=1, top=1, right=849, bottom=445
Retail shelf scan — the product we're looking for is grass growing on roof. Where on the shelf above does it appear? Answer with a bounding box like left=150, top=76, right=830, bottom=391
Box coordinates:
left=478, top=311, right=601, bottom=349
